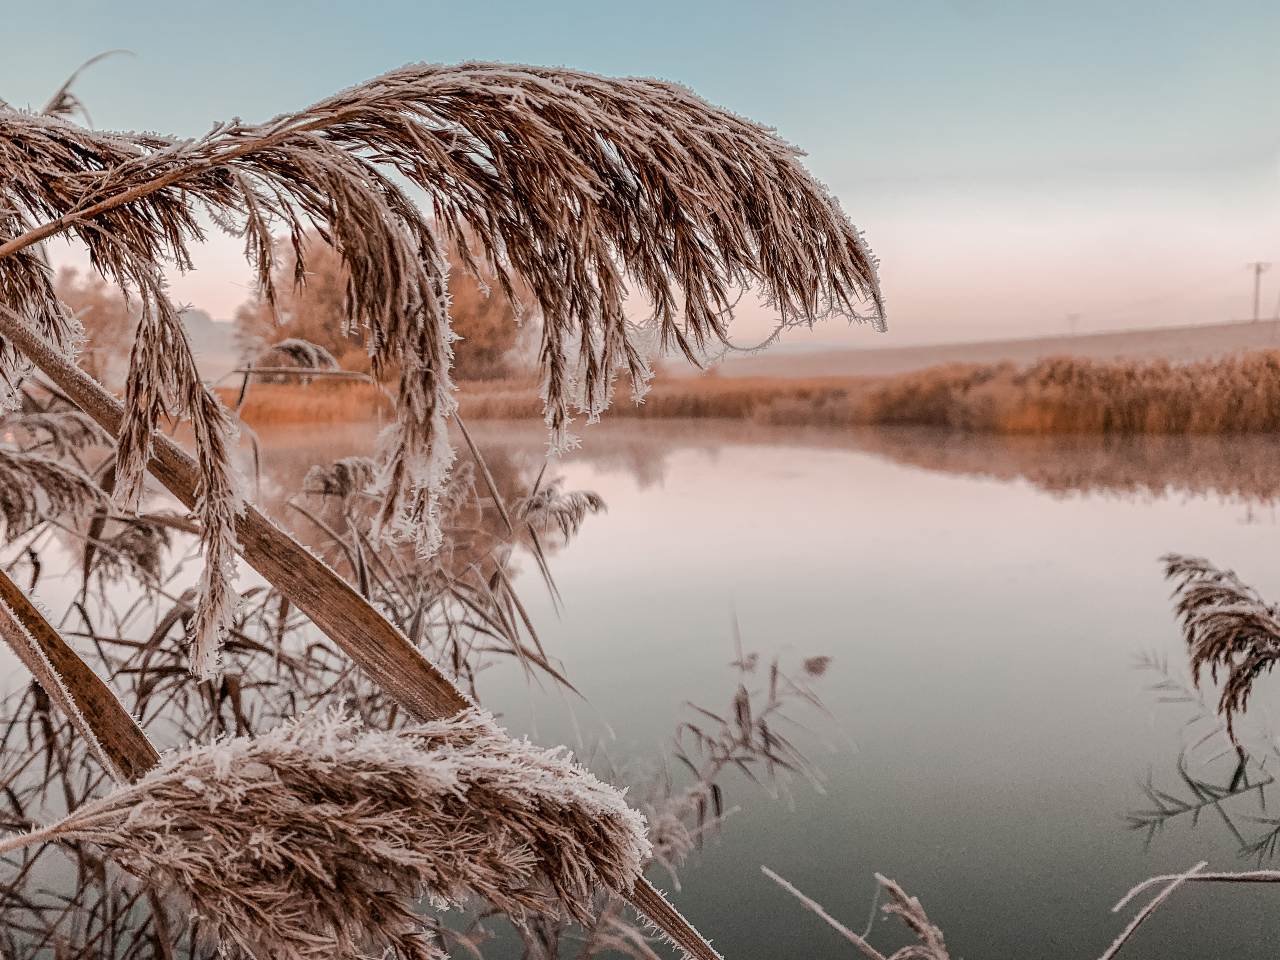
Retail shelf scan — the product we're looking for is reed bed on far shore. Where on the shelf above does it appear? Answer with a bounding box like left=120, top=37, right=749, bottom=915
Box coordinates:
left=841, top=351, right=1280, bottom=434
left=228, top=349, right=1280, bottom=436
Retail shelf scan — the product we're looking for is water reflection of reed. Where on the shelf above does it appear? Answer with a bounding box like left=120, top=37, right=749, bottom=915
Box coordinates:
left=1127, top=650, right=1280, bottom=864
left=845, top=428, right=1280, bottom=504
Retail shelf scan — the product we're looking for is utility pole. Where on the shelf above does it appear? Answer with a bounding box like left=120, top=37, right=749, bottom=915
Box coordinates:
left=1248, top=262, right=1271, bottom=321
left=1066, top=313, right=1081, bottom=337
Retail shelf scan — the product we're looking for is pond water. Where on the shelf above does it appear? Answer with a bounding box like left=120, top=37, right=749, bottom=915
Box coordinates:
left=248, top=420, right=1280, bottom=960
left=13, top=420, right=1280, bottom=958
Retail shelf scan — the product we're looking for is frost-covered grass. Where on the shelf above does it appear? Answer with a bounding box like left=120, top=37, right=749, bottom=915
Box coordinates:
left=0, top=710, right=650, bottom=960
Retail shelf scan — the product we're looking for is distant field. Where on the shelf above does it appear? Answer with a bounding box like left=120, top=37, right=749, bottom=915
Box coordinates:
left=713, top=318, right=1280, bottom=378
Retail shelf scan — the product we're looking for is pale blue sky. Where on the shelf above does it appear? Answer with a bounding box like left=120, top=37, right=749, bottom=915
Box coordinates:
left=6, top=1, right=1280, bottom=345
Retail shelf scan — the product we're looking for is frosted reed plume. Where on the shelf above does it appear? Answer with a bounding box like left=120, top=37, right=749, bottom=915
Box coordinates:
left=520, top=478, right=607, bottom=540
left=114, top=273, right=243, bottom=677
left=303, top=455, right=377, bottom=500
left=8, top=406, right=103, bottom=455
left=256, top=337, right=340, bottom=372
left=1162, top=553, right=1280, bottom=743
left=0, top=447, right=104, bottom=536
left=0, top=57, right=883, bottom=957
left=0, top=60, right=882, bottom=669
left=0, top=401, right=114, bottom=536
left=0, top=709, right=649, bottom=960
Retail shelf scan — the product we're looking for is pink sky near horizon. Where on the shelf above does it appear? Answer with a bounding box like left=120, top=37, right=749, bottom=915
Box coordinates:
left=50, top=162, right=1278, bottom=352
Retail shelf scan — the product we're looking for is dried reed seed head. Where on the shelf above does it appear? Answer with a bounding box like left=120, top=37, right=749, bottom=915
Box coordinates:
left=802, top=656, right=832, bottom=677
left=0, top=223, right=81, bottom=410
left=0, top=446, right=107, bottom=537
left=111, top=270, right=243, bottom=679
left=9, top=407, right=105, bottom=456
left=91, top=518, right=173, bottom=585
left=1162, top=552, right=1280, bottom=742
left=257, top=337, right=340, bottom=371
left=32, top=709, right=650, bottom=960
left=873, top=874, right=951, bottom=960
left=303, top=455, right=377, bottom=500
left=520, top=479, right=607, bottom=540
left=1, top=59, right=882, bottom=670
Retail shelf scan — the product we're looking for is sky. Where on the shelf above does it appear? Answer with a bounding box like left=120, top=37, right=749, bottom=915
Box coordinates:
left=4, top=0, right=1280, bottom=348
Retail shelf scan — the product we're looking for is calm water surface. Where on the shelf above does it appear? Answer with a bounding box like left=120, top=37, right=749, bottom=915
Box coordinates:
left=29, top=421, right=1280, bottom=958
left=247, top=421, right=1280, bottom=959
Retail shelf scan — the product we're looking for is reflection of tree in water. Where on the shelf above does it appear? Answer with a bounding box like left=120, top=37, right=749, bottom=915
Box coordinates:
left=465, top=421, right=677, bottom=491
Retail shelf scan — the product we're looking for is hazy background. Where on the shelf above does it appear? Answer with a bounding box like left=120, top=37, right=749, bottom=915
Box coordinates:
left=4, top=0, right=1279, bottom=348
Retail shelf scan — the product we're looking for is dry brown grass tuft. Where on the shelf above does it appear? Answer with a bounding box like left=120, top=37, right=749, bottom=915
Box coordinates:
left=432, top=374, right=865, bottom=430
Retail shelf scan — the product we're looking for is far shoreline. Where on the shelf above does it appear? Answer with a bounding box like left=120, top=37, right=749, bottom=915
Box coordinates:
left=219, top=345, right=1280, bottom=437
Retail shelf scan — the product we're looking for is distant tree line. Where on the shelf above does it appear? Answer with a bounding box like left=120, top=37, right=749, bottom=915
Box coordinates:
left=55, top=234, right=531, bottom=386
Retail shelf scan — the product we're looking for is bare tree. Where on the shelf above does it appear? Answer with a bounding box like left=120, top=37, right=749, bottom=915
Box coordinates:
left=236, top=231, right=529, bottom=380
